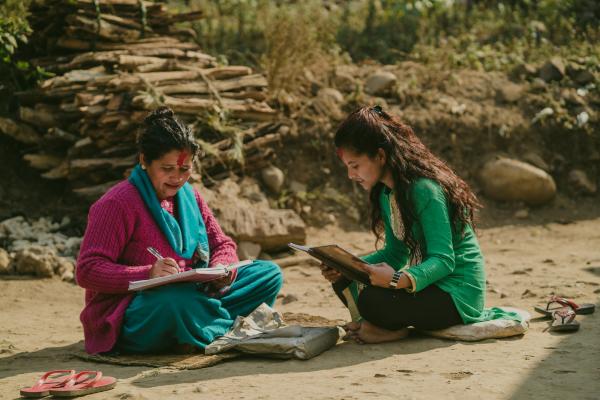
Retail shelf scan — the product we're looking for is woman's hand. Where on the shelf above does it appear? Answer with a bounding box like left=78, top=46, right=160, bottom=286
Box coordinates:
left=320, top=263, right=342, bottom=283
left=149, top=257, right=180, bottom=278
left=362, top=262, right=395, bottom=288
left=208, top=272, right=234, bottom=290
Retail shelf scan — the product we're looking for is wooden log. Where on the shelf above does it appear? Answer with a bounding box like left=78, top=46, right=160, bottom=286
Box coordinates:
left=117, top=54, right=166, bottom=67
left=0, top=117, right=42, bottom=145
left=41, top=66, right=109, bottom=89
left=69, top=156, right=135, bottom=179
left=131, top=93, right=277, bottom=121
left=23, top=154, right=63, bottom=171
left=177, top=64, right=252, bottom=80
left=221, top=90, right=268, bottom=102
left=72, top=180, right=120, bottom=199
left=160, top=74, right=268, bottom=95
left=42, top=160, right=70, bottom=180
left=45, top=127, right=79, bottom=144
left=56, top=36, right=199, bottom=51
left=19, top=106, right=59, bottom=129
left=75, top=93, right=107, bottom=107
left=65, top=15, right=145, bottom=42
left=74, top=0, right=163, bottom=11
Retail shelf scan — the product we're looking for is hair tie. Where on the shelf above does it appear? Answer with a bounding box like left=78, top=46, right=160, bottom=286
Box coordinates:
left=371, top=105, right=383, bottom=115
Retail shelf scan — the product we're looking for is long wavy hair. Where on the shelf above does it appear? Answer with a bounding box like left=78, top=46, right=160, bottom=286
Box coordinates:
left=334, top=106, right=481, bottom=258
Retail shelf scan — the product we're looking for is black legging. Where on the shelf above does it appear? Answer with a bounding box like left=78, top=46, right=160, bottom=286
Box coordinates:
left=333, top=278, right=463, bottom=331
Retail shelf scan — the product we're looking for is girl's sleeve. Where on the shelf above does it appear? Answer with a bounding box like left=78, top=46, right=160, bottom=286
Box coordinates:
left=76, top=199, right=152, bottom=294
left=404, top=179, right=456, bottom=292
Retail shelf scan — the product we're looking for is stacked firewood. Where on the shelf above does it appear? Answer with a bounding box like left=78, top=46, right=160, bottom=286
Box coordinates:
left=1, top=0, right=285, bottom=199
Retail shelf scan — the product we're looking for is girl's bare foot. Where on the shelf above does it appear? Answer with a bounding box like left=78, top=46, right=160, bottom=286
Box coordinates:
left=341, top=321, right=362, bottom=341
left=355, top=321, right=409, bottom=344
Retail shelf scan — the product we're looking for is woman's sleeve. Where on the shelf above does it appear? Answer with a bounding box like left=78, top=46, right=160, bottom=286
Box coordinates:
left=404, top=180, right=456, bottom=292
left=76, top=199, right=152, bottom=293
left=195, top=190, right=239, bottom=267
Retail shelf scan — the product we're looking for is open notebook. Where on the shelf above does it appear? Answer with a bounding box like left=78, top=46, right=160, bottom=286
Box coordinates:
left=128, top=260, right=252, bottom=291
left=288, top=243, right=370, bottom=285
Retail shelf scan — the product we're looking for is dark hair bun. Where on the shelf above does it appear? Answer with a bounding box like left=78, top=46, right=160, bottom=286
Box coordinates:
left=144, top=106, right=174, bottom=126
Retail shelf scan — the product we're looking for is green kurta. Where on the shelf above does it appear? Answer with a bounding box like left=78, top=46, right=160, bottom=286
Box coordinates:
left=362, top=178, right=520, bottom=324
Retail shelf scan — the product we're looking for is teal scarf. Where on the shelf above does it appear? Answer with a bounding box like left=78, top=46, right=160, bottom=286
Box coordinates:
left=129, top=164, right=209, bottom=265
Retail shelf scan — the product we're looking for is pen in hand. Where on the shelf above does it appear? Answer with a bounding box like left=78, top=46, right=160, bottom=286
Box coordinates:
left=147, top=247, right=180, bottom=274
left=147, top=246, right=164, bottom=261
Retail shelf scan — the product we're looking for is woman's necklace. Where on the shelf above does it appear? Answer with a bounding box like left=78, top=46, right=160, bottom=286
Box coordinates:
left=387, top=190, right=403, bottom=240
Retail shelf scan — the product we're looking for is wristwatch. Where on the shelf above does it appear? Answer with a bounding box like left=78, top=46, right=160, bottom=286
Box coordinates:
left=389, top=270, right=403, bottom=289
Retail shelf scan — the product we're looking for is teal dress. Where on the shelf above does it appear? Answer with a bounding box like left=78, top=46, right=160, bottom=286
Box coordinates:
left=353, top=178, right=520, bottom=325
left=116, top=165, right=283, bottom=353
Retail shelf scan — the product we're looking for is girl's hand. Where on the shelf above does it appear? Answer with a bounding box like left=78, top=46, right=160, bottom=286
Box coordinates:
left=362, top=262, right=395, bottom=288
left=149, top=257, right=180, bottom=278
left=320, top=263, right=342, bottom=283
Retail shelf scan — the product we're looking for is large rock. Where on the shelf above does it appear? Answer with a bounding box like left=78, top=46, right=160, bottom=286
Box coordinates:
left=479, top=157, right=556, bottom=205
left=364, top=71, right=397, bottom=95
left=199, top=179, right=307, bottom=251
left=217, top=207, right=306, bottom=252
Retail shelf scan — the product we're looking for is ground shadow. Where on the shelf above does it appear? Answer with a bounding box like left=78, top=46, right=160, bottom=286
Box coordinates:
left=0, top=342, right=145, bottom=382
left=507, top=294, right=600, bottom=399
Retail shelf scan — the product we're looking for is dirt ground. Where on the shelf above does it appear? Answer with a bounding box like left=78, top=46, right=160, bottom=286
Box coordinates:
left=1, top=210, right=599, bottom=400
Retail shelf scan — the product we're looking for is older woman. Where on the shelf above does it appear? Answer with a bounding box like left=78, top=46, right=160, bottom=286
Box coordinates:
left=77, top=106, right=283, bottom=354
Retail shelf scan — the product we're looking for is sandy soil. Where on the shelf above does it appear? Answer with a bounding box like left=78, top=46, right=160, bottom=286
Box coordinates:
left=1, top=217, right=599, bottom=400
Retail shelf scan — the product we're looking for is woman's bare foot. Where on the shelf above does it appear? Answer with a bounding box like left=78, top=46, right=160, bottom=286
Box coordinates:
left=354, top=321, right=409, bottom=344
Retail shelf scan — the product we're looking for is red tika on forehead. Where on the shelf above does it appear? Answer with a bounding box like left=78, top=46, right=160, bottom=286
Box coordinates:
left=336, top=148, right=344, bottom=159
left=176, top=151, right=189, bottom=166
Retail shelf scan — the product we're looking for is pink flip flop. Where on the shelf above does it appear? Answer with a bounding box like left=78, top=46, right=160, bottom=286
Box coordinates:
left=48, top=371, right=117, bottom=398
left=20, top=370, right=76, bottom=398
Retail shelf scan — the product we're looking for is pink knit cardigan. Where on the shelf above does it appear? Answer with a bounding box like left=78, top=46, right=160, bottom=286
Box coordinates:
left=76, top=180, right=238, bottom=354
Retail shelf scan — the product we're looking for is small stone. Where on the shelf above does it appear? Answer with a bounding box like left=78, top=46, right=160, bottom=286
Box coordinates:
left=260, top=165, right=285, bottom=194
left=0, top=248, right=11, bottom=274
left=365, top=71, right=397, bottom=95
left=282, top=294, right=299, bottom=304
left=374, top=373, right=387, bottom=378
left=510, top=63, right=536, bottom=80
left=496, top=83, right=523, bottom=103
left=289, top=180, right=307, bottom=193
left=522, top=152, right=550, bottom=172
left=566, top=64, right=595, bottom=85
left=568, top=169, right=597, bottom=195
left=521, top=289, right=537, bottom=298
left=538, top=58, right=566, bottom=82
left=514, top=209, right=529, bottom=219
